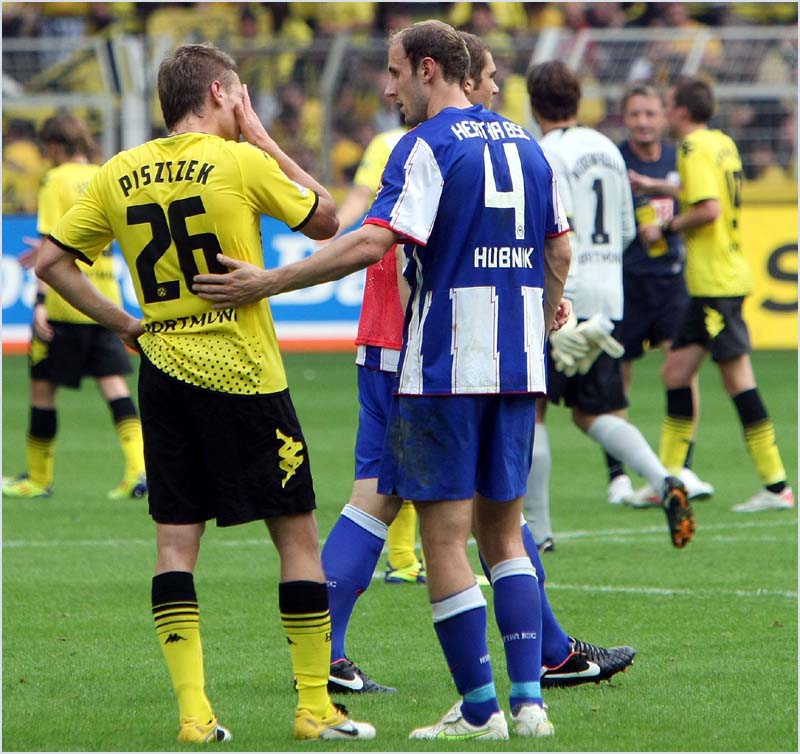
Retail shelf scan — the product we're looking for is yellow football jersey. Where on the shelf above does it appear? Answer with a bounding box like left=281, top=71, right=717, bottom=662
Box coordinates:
left=678, top=128, right=752, bottom=297
left=352, top=126, right=408, bottom=195
left=38, top=162, right=121, bottom=324
left=50, top=132, right=319, bottom=395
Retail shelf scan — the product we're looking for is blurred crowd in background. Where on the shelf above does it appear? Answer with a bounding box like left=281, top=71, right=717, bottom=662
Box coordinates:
left=3, top=1, right=797, bottom=213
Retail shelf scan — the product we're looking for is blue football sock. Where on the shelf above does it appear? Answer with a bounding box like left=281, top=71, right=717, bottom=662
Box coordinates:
left=491, top=558, right=543, bottom=709
left=432, top=584, right=499, bottom=726
left=521, top=519, right=571, bottom=667
left=322, top=504, right=387, bottom=660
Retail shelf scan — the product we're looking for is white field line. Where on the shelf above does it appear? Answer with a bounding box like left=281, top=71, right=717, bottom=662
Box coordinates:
left=5, top=520, right=794, bottom=600
left=536, top=582, right=797, bottom=600
left=3, top=517, right=794, bottom=550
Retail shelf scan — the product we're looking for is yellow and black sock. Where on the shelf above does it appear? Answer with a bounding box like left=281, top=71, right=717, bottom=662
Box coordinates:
left=152, top=571, right=213, bottom=724
left=387, top=501, right=419, bottom=570
left=733, top=389, right=786, bottom=488
left=659, top=387, right=694, bottom=474
left=280, top=581, right=332, bottom=719
left=108, top=397, right=145, bottom=479
left=27, top=407, right=56, bottom=488
left=683, top=440, right=696, bottom=470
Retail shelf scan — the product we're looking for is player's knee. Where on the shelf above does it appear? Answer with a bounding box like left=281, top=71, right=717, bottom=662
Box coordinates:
left=661, top=360, right=691, bottom=390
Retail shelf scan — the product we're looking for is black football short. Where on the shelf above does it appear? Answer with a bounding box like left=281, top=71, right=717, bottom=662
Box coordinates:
left=138, top=354, right=316, bottom=526
left=547, top=322, right=628, bottom=415
left=670, top=296, right=751, bottom=362
left=29, top=321, right=132, bottom=388
left=622, top=273, right=690, bottom=360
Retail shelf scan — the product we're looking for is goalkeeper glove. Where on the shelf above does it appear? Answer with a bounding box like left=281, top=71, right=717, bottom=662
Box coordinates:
left=549, top=309, right=591, bottom=375
left=571, top=314, right=625, bottom=374
left=580, top=313, right=625, bottom=358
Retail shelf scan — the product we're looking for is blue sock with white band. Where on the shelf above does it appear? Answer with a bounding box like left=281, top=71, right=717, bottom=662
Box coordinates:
left=432, top=583, right=499, bottom=726
left=520, top=517, right=571, bottom=666
left=322, top=504, right=387, bottom=660
left=491, top=557, right=544, bottom=708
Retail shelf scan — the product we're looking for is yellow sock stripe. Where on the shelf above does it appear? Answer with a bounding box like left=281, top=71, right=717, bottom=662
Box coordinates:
left=153, top=600, right=199, bottom=615
left=155, top=613, right=200, bottom=629
left=115, top=417, right=142, bottom=433
left=743, top=420, right=775, bottom=439
left=280, top=609, right=329, bottom=621
left=154, top=603, right=199, bottom=628
left=27, top=436, right=55, bottom=449
left=281, top=613, right=331, bottom=633
left=743, top=419, right=786, bottom=485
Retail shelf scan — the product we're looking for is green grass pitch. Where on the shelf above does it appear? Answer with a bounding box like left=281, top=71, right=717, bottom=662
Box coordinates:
left=2, top=349, right=797, bottom=751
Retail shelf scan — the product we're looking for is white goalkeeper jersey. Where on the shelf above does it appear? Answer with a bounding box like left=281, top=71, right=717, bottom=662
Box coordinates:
left=540, top=126, right=635, bottom=321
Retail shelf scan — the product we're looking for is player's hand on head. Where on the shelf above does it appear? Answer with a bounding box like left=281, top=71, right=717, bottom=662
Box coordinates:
left=193, top=253, right=269, bottom=309
left=234, top=83, right=271, bottom=148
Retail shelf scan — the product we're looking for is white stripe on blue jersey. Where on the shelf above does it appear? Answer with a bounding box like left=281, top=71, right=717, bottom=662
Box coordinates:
left=366, top=105, right=566, bottom=396
left=356, top=344, right=401, bottom=373
left=387, top=138, right=443, bottom=244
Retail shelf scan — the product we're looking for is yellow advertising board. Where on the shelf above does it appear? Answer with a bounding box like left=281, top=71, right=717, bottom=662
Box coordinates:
left=740, top=204, right=798, bottom=349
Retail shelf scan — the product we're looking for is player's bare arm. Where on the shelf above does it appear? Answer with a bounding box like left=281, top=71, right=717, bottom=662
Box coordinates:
left=627, top=169, right=680, bottom=198
left=543, top=232, right=572, bottom=331
left=35, top=239, right=144, bottom=350
left=639, top=197, right=720, bottom=244
left=193, top=224, right=397, bottom=308
left=235, top=83, right=338, bottom=240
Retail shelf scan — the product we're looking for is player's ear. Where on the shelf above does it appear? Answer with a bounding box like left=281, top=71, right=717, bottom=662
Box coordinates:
left=209, top=79, right=225, bottom=106
left=419, top=56, right=436, bottom=83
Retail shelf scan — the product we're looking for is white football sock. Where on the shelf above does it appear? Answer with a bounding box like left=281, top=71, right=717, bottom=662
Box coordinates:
left=523, top=423, right=552, bottom=543
left=586, top=414, right=667, bottom=492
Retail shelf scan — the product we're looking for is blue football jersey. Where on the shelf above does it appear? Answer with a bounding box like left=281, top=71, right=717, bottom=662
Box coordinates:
left=619, top=140, right=685, bottom=277
left=366, top=104, right=568, bottom=396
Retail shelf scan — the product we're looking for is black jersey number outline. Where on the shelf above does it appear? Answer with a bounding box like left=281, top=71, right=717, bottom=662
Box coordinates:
left=129, top=196, right=225, bottom=303
left=591, top=178, right=610, bottom=245
left=724, top=168, right=743, bottom=232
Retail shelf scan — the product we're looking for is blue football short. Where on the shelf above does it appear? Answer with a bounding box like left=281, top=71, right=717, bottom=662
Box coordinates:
left=377, top=393, right=537, bottom=502
left=354, top=365, right=396, bottom=480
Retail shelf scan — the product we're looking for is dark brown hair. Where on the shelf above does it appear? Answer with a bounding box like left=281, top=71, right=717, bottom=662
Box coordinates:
left=526, top=61, right=581, bottom=122
left=392, top=20, right=470, bottom=86
left=40, top=112, right=94, bottom=157
left=459, top=31, right=489, bottom=84
left=672, top=76, right=715, bottom=123
left=157, top=43, right=238, bottom=130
